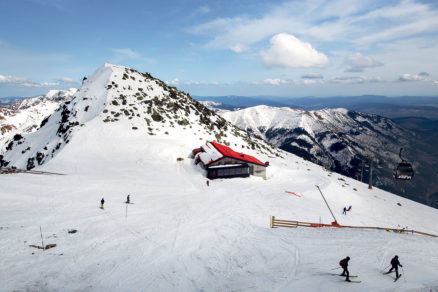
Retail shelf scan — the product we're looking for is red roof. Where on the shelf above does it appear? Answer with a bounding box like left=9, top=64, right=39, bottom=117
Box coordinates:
left=210, top=141, right=266, bottom=166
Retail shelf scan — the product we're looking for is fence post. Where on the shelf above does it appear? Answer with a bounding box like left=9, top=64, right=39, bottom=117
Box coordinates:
left=270, top=216, right=275, bottom=228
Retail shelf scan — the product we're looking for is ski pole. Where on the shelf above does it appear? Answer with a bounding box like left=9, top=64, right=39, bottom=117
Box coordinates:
left=382, top=264, right=390, bottom=272
left=401, top=266, right=406, bottom=282
left=331, top=267, right=340, bottom=270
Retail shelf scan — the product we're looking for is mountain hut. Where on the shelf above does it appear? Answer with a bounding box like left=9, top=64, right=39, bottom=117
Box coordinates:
left=192, top=141, right=269, bottom=180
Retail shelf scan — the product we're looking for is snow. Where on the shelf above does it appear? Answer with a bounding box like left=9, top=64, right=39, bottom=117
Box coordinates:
left=197, top=142, right=223, bottom=165
left=2, top=134, right=438, bottom=291
left=1, top=64, right=438, bottom=291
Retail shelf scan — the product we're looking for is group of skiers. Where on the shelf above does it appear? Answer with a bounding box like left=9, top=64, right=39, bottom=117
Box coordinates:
left=339, top=255, right=403, bottom=282
left=342, top=205, right=352, bottom=215
left=100, top=195, right=131, bottom=209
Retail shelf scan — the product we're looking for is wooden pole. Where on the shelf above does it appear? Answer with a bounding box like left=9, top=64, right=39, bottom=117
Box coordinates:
left=316, top=185, right=338, bottom=223
left=40, top=226, right=45, bottom=250
left=270, top=216, right=274, bottom=228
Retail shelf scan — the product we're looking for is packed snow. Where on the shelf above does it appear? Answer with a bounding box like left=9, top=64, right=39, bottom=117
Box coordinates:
left=1, top=64, right=438, bottom=291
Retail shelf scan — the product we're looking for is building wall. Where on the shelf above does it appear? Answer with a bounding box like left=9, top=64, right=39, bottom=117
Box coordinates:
left=252, top=164, right=267, bottom=179
left=207, top=165, right=250, bottom=179
left=210, top=157, right=266, bottom=179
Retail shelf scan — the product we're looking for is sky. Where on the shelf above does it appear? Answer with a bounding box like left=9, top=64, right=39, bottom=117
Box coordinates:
left=1, top=0, right=438, bottom=98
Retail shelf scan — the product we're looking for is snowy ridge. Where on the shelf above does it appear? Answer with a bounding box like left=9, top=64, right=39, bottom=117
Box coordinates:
left=0, top=88, right=76, bottom=147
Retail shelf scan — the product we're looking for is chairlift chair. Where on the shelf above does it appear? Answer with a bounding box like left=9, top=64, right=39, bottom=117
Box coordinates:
left=394, top=148, right=414, bottom=180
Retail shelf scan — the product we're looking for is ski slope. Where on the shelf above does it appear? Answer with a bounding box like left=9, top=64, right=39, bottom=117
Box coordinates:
left=1, top=132, right=438, bottom=291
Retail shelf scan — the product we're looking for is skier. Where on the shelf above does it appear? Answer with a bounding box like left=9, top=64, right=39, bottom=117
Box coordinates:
left=339, top=256, right=351, bottom=282
left=206, top=180, right=210, bottom=187
left=343, top=207, right=347, bottom=215
left=126, top=194, right=130, bottom=204
left=100, top=198, right=105, bottom=209
left=387, top=255, right=403, bottom=279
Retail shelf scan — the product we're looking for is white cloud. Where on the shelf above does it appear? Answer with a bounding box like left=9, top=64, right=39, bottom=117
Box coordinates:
left=230, top=44, right=248, bottom=53
left=110, top=48, right=140, bottom=59
left=189, top=0, right=438, bottom=63
left=302, top=79, right=323, bottom=85
left=170, top=78, right=180, bottom=85
left=192, top=5, right=210, bottom=16
left=344, top=53, right=383, bottom=72
left=330, top=76, right=383, bottom=84
left=261, top=33, right=329, bottom=68
left=302, top=73, right=323, bottom=79
left=262, top=78, right=289, bottom=85
left=57, top=77, right=77, bottom=83
left=398, top=72, right=430, bottom=82
left=185, top=80, right=220, bottom=85
left=0, top=74, right=63, bottom=88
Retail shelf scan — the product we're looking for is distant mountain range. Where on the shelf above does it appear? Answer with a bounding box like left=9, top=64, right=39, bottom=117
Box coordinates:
left=202, top=103, right=438, bottom=208
left=0, top=96, right=28, bottom=107
left=195, top=95, right=438, bottom=131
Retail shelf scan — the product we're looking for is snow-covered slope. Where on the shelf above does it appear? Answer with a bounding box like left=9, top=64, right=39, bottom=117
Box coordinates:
left=221, top=105, right=438, bottom=207
left=1, top=65, right=438, bottom=291
left=0, top=88, right=77, bottom=148
left=1, top=137, right=438, bottom=291
left=0, top=64, right=280, bottom=171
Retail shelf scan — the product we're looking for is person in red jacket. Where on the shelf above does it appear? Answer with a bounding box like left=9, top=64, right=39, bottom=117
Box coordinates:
left=339, top=256, right=351, bottom=282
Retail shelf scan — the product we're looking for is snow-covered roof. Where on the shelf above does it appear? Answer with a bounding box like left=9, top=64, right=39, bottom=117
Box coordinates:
left=197, top=141, right=266, bottom=167
left=197, top=142, right=223, bottom=165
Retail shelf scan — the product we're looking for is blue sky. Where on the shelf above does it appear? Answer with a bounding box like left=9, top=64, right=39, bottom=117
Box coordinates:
left=1, top=0, right=438, bottom=97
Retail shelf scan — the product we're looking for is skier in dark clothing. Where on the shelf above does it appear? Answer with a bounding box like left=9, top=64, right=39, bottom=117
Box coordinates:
left=101, top=198, right=105, bottom=209
left=126, top=194, right=130, bottom=204
left=339, top=256, right=351, bottom=282
left=387, top=255, right=402, bottom=278
left=343, top=207, right=347, bottom=215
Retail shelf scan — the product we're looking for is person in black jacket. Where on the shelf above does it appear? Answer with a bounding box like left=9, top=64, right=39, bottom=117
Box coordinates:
left=100, top=198, right=105, bottom=209
left=387, top=255, right=403, bottom=278
left=339, top=256, right=351, bottom=282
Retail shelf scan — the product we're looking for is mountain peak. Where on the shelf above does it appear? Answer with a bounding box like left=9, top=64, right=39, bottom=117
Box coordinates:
left=0, top=64, right=281, bottom=171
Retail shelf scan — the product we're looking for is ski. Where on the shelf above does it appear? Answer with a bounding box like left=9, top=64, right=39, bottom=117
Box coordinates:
left=346, top=280, right=361, bottom=283
left=394, top=274, right=402, bottom=282
left=338, top=275, right=358, bottom=278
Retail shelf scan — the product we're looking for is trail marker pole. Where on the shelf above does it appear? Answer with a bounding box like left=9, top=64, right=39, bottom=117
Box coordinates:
left=316, top=185, right=338, bottom=224
left=368, top=158, right=373, bottom=190
left=40, top=226, right=45, bottom=250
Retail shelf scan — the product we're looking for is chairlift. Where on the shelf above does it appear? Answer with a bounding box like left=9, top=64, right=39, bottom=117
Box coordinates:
left=394, top=148, right=414, bottom=180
